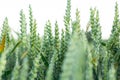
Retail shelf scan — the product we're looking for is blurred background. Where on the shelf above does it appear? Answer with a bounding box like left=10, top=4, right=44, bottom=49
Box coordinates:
left=0, top=0, right=119, bottom=39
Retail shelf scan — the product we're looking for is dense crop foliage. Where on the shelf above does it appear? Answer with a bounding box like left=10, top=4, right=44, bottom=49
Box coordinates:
left=0, top=0, right=120, bottom=80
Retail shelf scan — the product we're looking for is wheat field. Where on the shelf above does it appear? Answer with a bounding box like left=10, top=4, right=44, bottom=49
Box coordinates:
left=0, top=0, right=120, bottom=80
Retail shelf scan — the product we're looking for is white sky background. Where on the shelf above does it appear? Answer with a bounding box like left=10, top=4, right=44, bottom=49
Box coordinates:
left=0, top=0, right=120, bottom=39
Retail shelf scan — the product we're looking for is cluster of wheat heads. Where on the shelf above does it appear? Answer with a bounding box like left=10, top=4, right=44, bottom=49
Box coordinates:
left=0, top=0, right=120, bottom=80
